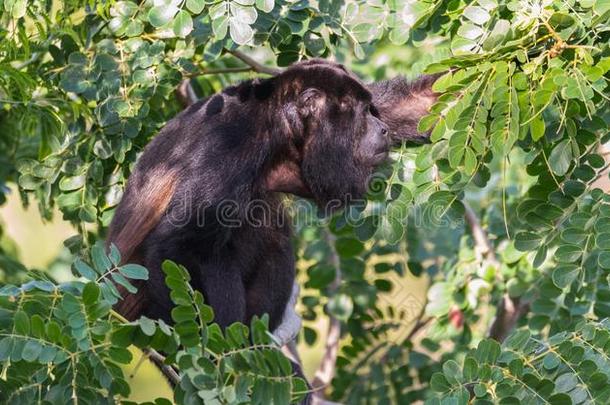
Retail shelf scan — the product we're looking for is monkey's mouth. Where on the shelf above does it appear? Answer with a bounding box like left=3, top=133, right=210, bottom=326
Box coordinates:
left=371, top=151, right=389, bottom=165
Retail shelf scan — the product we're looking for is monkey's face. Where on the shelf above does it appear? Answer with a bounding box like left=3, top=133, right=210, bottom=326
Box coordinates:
left=297, top=89, right=388, bottom=211
left=356, top=103, right=390, bottom=166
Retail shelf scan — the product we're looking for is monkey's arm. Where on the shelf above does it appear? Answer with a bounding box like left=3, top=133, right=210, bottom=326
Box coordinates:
left=368, top=75, right=440, bottom=146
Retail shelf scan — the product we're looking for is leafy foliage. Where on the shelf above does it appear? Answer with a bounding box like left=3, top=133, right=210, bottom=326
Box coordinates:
left=1, top=0, right=610, bottom=403
left=430, top=320, right=610, bottom=404
left=0, top=249, right=304, bottom=403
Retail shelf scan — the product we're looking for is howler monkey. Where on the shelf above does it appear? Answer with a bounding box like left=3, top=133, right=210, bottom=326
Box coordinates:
left=107, top=59, right=437, bottom=332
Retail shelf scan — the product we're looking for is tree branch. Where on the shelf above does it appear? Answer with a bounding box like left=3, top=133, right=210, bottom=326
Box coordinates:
left=228, top=50, right=282, bottom=76
left=184, top=66, right=255, bottom=77
left=464, top=203, right=498, bottom=267
left=464, top=203, right=529, bottom=342
left=143, top=348, right=181, bottom=386
left=311, top=230, right=342, bottom=398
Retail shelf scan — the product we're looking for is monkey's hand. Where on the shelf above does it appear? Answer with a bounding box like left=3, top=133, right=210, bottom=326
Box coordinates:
left=272, top=282, right=302, bottom=346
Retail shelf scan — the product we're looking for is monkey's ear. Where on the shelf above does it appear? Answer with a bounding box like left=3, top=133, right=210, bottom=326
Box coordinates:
left=368, top=75, right=439, bottom=145
left=296, top=88, right=326, bottom=117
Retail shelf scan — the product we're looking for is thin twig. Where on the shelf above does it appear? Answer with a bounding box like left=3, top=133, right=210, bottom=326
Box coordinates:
left=464, top=203, right=499, bottom=267
left=464, top=203, right=529, bottom=342
left=228, top=50, right=282, bottom=75
left=143, top=348, right=181, bottom=386
left=406, top=317, right=432, bottom=342
left=184, top=66, right=255, bottom=77
left=311, top=230, right=342, bottom=397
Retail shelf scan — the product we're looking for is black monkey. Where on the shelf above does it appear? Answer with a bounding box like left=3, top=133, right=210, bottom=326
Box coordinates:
left=107, top=60, right=438, bottom=402
left=109, top=59, right=391, bottom=329
left=107, top=60, right=439, bottom=330
left=296, top=59, right=439, bottom=146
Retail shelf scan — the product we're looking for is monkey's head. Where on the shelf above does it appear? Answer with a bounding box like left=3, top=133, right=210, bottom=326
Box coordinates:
left=268, top=60, right=389, bottom=211
left=264, top=60, right=438, bottom=212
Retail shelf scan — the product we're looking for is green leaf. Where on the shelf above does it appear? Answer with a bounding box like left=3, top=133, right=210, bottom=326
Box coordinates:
left=555, top=373, right=578, bottom=393
left=186, top=0, right=205, bottom=14
left=599, top=251, right=610, bottom=269
left=139, top=316, right=156, bottom=336
left=148, top=5, right=179, bottom=27
left=21, top=340, right=42, bottom=362
left=596, top=232, right=610, bottom=249
left=463, top=5, right=490, bottom=25
left=514, top=232, right=542, bottom=251
left=94, top=138, right=113, bottom=159
left=457, top=23, right=484, bottom=40
left=59, top=175, right=86, bottom=191
left=482, top=19, right=509, bottom=50
left=91, top=243, right=112, bottom=274
left=335, top=237, right=364, bottom=257
left=74, top=258, right=98, bottom=280
left=173, top=10, right=193, bottom=38
left=231, top=4, right=257, bottom=24
left=82, top=282, right=100, bottom=305
left=474, top=383, right=488, bottom=397
left=18, top=174, right=44, bottom=190
left=555, top=245, right=582, bottom=263
left=594, top=0, right=610, bottom=15
left=442, top=360, right=462, bottom=384
left=229, top=18, right=253, bottom=45
left=530, top=115, right=545, bottom=141
left=552, top=265, right=579, bottom=289
left=543, top=352, right=560, bottom=369
left=464, top=147, right=477, bottom=175
left=549, top=139, right=573, bottom=176
left=430, top=373, right=451, bottom=392
left=448, top=145, right=464, bottom=168
left=9, top=0, right=27, bottom=18
left=14, top=311, right=29, bottom=335
left=212, top=15, right=229, bottom=39
left=474, top=339, right=500, bottom=364
left=108, top=243, right=121, bottom=266
left=111, top=272, right=137, bottom=294
left=120, top=263, right=149, bottom=280
left=255, top=0, right=274, bottom=12
left=463, top=357, right=478, bottom=381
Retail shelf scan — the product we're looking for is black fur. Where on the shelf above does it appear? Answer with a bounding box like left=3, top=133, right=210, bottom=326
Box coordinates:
left=109, top=59, right=389, bottom=331
left=108, top=60, right=438, bottom=399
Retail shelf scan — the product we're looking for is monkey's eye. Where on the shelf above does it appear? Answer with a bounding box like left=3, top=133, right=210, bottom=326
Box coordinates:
left=369, top=104, right=379, bottom=117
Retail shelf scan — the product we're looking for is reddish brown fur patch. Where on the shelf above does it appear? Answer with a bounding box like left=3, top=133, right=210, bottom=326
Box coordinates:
left=115, top=281, right=148, bottom=321
left=112, top=167, right=178, bottom=263
left=396, top=89, right=437, bottom=125
left=109, top=168, right=177, bottom=320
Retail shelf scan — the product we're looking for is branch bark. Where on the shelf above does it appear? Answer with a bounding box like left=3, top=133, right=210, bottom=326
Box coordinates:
left=144, top=348, right=181, bottom=386
left=311, top=230, right=342, bottom=399
left=228, top=50, right=282, bottom=76
left=464, top=203, right=529, bottom=342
